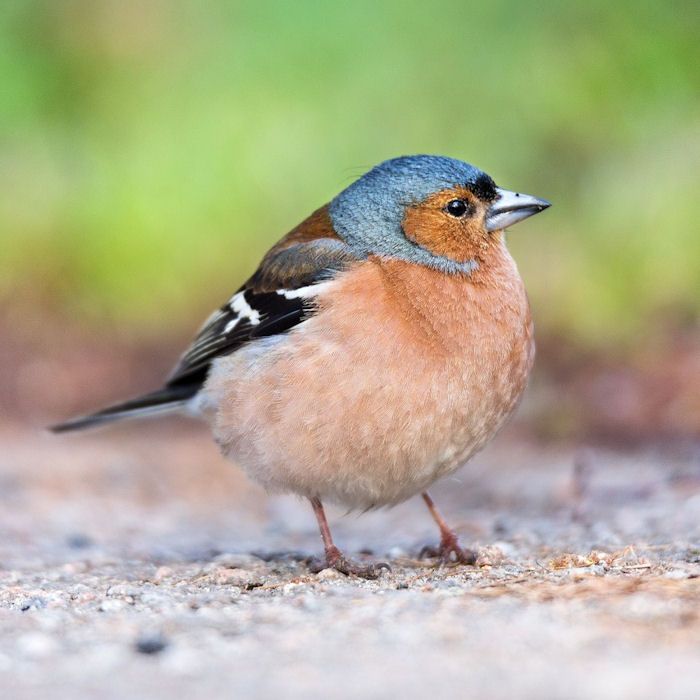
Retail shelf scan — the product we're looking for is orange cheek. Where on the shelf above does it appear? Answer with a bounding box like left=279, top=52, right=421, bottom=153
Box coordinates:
left=402, top=202, right=487, bottom=263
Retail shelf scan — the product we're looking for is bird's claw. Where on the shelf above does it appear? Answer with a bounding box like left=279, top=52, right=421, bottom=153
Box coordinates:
left=419, top=536, right=476, bottom=566
left=309, top=546, right=391, bottom=579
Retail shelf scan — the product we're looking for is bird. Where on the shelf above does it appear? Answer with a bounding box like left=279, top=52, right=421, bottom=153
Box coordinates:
left=52, top=155, right=550, bottom=577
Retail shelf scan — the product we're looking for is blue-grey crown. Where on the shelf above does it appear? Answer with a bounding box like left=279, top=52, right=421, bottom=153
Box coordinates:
left=329, top=155, right=492, bottom=275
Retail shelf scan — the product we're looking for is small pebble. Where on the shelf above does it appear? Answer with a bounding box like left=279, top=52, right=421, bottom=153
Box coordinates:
left=212, top=567, right=260, bottom=587
left=99, top=599, right=127, bottom=613
left=315, top=568, right=344, bottom=582
left=66, top=533, right=93, bottom=549
left=135, top=633, right=168, bottom=656
left=154, top=566, right=174, bottom=582
left=282, top=582, right=302, bottom=595
left=18, top=597, right=46, bottom=611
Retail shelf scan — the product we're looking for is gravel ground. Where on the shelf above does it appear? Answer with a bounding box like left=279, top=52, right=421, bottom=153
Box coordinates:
left=0, top=421, right=699, bottom=699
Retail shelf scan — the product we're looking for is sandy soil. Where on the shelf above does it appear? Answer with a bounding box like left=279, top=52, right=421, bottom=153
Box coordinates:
left=0, top=420, right=698, bottom=699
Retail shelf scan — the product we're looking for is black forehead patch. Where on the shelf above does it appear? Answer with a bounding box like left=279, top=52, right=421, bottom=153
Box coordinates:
left=466, top=173, right=497, bottom=202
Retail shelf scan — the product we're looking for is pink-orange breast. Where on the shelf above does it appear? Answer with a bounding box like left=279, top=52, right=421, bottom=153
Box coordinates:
left=205, top=243, right=534, bottom=509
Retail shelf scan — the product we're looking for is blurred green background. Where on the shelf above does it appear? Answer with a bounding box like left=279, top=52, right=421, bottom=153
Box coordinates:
left=2, top=0, right=699, bottom=347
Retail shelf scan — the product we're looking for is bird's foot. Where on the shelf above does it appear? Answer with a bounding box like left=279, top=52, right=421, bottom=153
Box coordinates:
left=309, top=546, right=391, bottom=580
left=420, top=532, right=476, bottom=565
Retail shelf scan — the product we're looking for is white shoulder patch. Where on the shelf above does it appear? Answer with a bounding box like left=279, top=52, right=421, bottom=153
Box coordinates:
left=276, top=280, right=334, bottom=300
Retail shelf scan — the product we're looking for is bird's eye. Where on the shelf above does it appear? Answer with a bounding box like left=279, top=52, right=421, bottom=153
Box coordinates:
left=446, top=199, right=469, bottom=217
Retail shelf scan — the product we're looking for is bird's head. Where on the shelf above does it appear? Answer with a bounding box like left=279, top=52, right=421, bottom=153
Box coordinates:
left=329, top=155, right=550, bottom=275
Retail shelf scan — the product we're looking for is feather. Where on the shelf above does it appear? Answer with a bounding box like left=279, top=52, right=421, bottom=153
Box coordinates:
left=50, top=384, right=198, bottom=433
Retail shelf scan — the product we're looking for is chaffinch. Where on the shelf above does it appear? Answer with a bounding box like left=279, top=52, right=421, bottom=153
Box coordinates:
left=53, top=155, right=550, bottom=577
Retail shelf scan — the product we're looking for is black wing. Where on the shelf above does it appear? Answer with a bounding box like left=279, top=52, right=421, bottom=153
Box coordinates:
left=165, top=237, right=358, bottom=388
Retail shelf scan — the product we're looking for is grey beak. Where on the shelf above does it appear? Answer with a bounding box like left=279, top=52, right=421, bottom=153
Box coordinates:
left=485, top=188, right=551, bottom=232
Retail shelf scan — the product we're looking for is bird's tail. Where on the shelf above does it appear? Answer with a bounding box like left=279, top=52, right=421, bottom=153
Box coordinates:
left=50, top=384, right=200, bottom=433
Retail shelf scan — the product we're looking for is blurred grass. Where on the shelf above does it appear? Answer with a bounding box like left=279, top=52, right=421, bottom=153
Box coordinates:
left=1, top=0, right=698, bottom=347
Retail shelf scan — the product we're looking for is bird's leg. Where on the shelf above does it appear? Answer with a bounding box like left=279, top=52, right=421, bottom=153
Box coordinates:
left=308, top=497, right=389, bottom=579
left=420, top=492, right=476, bottom=565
